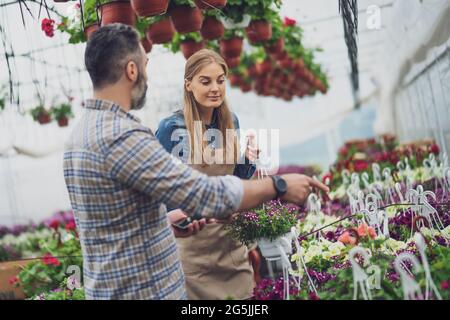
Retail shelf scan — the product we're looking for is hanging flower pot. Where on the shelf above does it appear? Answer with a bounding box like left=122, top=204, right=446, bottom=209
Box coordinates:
left=57, top=117, right=69, bottom=127
left=258, top=233, right=292, bottom=259
left=84, top=23, right=99, bottom=40
left=170, top=5, right=203, bottom=34
left=240, top=82, right=252, bottom=93
left=245, top=20, right=272, bottom=44
left=100, top=1, right=136, bottom=27
left=265, top=37, right=284, bottom=55
left=146, top=16, right=175, bottom=44
left=278, top=57, right=294, bottom=69
left=224, top=56, right=241, bottom=69
left=37, top=112, right=52, bottom=125
left=141, top=37, right=153, bottom=53
left=228, top=74, right=243, bottom=87
left=194, top=0, right=226, bottom=10
left=180, top=40, right=205, bottom=59
left=131, top=0, right=169, bottom=17
left=275, top=50, right=288, bottom=62
left=200, top=16, right=224, bottom=40
left=256, top=59, right=272, bottom=75
left=220, top=37, right=243, bottom=58
left=248, top=64, right=260, bottom=78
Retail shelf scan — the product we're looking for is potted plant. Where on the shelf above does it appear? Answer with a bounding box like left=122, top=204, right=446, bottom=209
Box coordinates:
left=244, top=1, right=281, bottom=44
left=169, top=0, right=203, bottom=34
left=51, top=102, right=74, bottom=127
left=224, top=56, right=241, bottom=68
left=226, top=201, right=299, bottom=259
left=219, top=28, right=244, bottom=58
left=131, top=0, right=169, bottom=17
left=30, top=106, right=52, bottom=125
left=264, top=15, right=284, bottom=55
left=135, top=17, right=153, bottom=53
left=200, top=10, right=224, bottom=40
left=99, top=0, right=136, bottom=27
left=165, top=32, right=204, bottom=59
left=145, top=14, right=175, bottom=44
left=194, top=0, right=226, bottom=10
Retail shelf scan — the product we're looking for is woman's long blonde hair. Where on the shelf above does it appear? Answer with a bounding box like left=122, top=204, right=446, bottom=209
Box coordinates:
left=183, top=49, right=239, bottom=164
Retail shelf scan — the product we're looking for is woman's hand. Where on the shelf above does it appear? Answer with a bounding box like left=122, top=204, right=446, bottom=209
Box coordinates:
left=245, top=132, right=260, bottom=162
left=168, top=209, right=207, bottom=238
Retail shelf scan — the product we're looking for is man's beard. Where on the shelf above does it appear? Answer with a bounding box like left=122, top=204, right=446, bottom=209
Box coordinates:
left=131, top=72, right=148, bottom=111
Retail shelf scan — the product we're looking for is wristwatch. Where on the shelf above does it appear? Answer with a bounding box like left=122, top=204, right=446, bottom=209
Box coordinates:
left=271, top=175, right=287, bottom=199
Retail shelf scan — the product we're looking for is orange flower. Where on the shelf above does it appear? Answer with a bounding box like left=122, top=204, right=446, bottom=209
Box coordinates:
left=338, top=231, right=357, bottom=245
left=357, top=223, right=377, bottom=239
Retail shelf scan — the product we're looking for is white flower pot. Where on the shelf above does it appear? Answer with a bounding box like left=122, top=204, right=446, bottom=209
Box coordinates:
left=258, top=233, right=293, bottom=259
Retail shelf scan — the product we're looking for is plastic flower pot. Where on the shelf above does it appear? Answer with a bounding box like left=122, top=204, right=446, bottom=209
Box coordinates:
left=240, top=82, right=252, bottom=93
left=228, top=74, right=243, bottom=87
left=278, top=57, right=294, bottom=69
left=141, top=37, right=153, bottom=53
left=57, top=117, right=69, bottom=127
left=194, top=0, right=226, bottom=10
left=131, top=0, right=169, bottom=17
left=245, top=20, right=272, bottom=44
left=37, top=112, right=51, bottom=125
left=256, top=59, right=272, bottom=75
left=170, top=5, right=203, bottom=34
left=84, top=23, right=99, bottom=40
left=180, top=40, right=205, bottom=59
left=265, top=37, right=284, bottom=55
left=224, top=56, right=240, bottom=69
left=257, top=233, right=293, bottom=260
left=200, top=16, right=224, bottom=40
left=145, top=16, right=175, bottom=44
left=220, top=37, right=243, bottom=58
left=100, top=1, right=136, bottom=27
left=248, top=64, right=260, bottom=78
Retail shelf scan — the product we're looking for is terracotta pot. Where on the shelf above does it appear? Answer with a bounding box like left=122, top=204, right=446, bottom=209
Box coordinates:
left=246, top=20, right=272, bottom=44
left=224, top=56, right=241, bottom=69
left=131, top=0, right=169, bottom=17
left=84, top=23, right=99, bottom=40
left=220, top=37, right=243, bottom=58
left=228, top=74, right=242, bottom=87
left=200, top=16, right=224, bottom=40
left=146, top=16, right=175, bottom=44
left=194, top=0, right=226, bottom=10
left=57, top=117, right=69, bottom=127
left=37, top=113, right=51, bottom=125
left=256, top=59, right=272, bottom=75
left=170, top=5, right=203, bottom=34
left=265, top=37, right=284, bottom=55
left=180, top=40, right=205, bottom=59
left=141, top=37, right=153, bottom=53
left=100, top=1, right=136, bottom=27
left=275, top=50, right=288, bottom=61
left=278, top=57, right=294, bottom=69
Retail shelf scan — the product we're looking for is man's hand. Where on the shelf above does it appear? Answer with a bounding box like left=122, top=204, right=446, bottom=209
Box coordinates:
left=168, top=209, right=206, bottom=238
left=280, top=174, right=329, bottom=204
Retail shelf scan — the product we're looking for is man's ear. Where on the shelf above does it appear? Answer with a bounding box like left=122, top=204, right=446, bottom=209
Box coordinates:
left=185, top=79, right=192, bottom=92
left=125, top=61, right=138, bottom=83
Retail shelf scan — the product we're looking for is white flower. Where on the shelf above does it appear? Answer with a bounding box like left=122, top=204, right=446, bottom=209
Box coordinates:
left=67, top=275, right=81, bottom=290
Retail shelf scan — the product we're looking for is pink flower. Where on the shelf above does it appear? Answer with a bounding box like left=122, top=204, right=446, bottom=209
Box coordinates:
left=338, top=231, right=357, bottom=245
left=42, top=253, right=61, bottom=267
left=65, top=220, right=77, bottom=232
left=283, top=17, right=296, bottom=27
left=441, top=280, right=449, bottom=290
left=41, top=18, right=55, bottom=37
left=357, top=223, right=377, bottom=239
left=9, top=276, right=19, bottom=286
left=49, top=219, right=59, bottom=230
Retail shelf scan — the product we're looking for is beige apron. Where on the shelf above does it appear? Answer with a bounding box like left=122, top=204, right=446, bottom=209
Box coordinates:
left=177, top=148, right=254, bottom=300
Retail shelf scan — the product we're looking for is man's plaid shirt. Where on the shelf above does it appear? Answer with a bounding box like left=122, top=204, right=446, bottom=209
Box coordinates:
left=63, top=99, right=243, bottom=299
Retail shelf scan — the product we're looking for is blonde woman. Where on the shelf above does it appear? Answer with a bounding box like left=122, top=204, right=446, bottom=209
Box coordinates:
left=156, top=49, right=260, bottom=300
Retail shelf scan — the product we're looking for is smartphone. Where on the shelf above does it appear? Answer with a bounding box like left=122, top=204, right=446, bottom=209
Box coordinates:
left=172, top=217, right=192, bottom=230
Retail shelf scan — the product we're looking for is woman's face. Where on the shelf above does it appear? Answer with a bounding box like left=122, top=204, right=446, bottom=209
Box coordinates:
left=186, top=62, right=226, bottom=109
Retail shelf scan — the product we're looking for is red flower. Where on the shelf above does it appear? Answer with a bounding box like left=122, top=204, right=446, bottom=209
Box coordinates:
left=42, top=253, right=61, bottom=267
left=322, top=173, right=333, bottom=184
left=354, top=160, right=369, bottom=172
left=41, top=18, right=55, bottom=37
left=65, top=220, right=77, bottom=232
left=430, top=143, right=440, bottom=155
left=283, top=17, right=296, bottom=27
left=49, top=220, right=59, bottom=230
left=9, top=276, right=19, bottom=286
left=308, top=292, right=320, bottom=300
left=441, top=280, right=449, bottom=290
left=339, top=146, right=349, bottom=157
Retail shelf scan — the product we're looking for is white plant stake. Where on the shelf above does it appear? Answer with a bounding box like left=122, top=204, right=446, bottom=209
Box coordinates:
left=349, top=246, right=372, bottom=300
left=394, top=253, right=423, bottom=300
left=414, top=233, right=442, bottom=300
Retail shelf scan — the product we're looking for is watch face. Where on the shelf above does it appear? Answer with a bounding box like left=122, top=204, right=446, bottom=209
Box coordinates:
left=278, top=179, right=288, bottom=193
